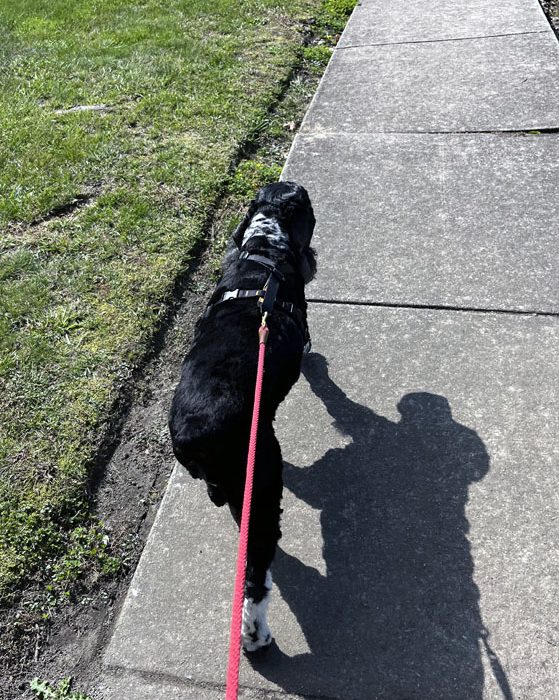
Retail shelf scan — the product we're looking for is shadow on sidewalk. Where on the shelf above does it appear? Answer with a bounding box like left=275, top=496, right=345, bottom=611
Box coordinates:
left=251, top=353, right=512, bottom=700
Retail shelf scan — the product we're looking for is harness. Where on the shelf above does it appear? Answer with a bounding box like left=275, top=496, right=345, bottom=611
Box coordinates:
left=204, top=251, right=310, bottom=344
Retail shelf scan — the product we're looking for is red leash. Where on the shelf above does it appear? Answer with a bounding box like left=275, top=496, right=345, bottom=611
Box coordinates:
left=225, top=319, right=269, bottom=700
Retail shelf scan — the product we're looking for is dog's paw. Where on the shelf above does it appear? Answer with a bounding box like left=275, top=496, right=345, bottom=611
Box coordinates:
left=241, top=577, right=273, bottom=653
left=242, top=628, right=272, bottom=654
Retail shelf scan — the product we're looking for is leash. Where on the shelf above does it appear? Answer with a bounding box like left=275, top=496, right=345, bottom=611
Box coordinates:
left=225, top=314, right=269, bottom=700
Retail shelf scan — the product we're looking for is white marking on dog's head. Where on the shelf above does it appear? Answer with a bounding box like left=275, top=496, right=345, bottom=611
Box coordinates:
left=242, top=213, right=289, bottom=249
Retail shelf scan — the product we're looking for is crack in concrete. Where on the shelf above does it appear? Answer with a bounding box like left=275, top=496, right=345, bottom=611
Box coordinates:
left=336, top=29, right=551, bottom=51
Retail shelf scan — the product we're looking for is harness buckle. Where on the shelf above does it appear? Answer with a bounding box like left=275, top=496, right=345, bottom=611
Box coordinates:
left=221, top=290, right=240, bottom=302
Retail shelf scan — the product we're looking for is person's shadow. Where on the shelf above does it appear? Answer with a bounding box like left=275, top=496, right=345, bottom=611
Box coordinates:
left=252, top=353, right=512, bottom=700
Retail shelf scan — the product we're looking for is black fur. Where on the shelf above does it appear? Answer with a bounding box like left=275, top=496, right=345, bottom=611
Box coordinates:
left=169, top=181, right=316, bottom=604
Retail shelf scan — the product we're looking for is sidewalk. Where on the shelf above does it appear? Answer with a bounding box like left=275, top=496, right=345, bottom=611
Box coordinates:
left=96, top=1, right=559, bottom=698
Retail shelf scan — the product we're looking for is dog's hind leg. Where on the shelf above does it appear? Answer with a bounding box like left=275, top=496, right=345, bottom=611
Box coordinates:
left=241, top=428, right=283, bottom=653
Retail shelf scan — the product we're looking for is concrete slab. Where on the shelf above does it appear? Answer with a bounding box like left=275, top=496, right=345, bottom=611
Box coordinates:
left=283, top=132, right=559, bottom=312
left=103, top=304, right=559, bottom=700
left=338, top=0, right=551, bottom=46
left=302, top=33, right=559, bottom=133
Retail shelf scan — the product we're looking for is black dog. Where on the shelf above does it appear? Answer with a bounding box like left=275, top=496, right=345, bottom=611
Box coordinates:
left=169, top=181, right=316, bottom=651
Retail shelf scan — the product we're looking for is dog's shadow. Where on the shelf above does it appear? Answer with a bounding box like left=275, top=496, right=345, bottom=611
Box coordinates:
left=251, top=353, right=512, bottom=700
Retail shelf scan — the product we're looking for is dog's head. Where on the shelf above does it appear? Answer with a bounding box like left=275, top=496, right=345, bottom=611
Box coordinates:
left=232, top=181, right=317, bottom=282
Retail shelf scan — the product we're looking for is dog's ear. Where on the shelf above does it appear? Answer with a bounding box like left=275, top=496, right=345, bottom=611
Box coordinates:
left=232, top=199, right=257, bottom=249
left=299, top=246, right=317, bottom=284
left=292, top=202, right=316, bottom=254
left=273, top=181, right=316, bottom=253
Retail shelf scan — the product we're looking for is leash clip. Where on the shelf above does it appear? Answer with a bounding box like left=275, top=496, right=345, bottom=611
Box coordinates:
left=259, top=313, right=269, bottom=345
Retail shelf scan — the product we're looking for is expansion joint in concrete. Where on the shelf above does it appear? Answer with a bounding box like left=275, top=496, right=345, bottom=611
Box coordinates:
left=103, top=664, right=336, bottom=700
left=301, top=128, right=559, bottom=136
left=336, top=29, right=551, bottom=51
left=306, top=298, right=559, bottom=319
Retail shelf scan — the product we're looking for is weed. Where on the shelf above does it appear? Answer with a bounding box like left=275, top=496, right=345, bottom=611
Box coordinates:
left=30, top=677, right=91, bottom=700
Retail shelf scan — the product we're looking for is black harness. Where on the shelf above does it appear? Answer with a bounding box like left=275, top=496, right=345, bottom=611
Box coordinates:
left=204, top=251, right=309, bottom=345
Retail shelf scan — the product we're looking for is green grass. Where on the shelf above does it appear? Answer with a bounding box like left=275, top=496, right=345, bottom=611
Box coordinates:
left=0, top=0, right=356, bottom=611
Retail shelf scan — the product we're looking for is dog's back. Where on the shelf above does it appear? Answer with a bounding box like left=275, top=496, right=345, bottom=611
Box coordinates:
left=169, top=279, right=303, bottom=486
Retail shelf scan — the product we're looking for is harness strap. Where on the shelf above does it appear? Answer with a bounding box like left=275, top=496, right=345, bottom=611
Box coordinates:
left=206, top=288, right=304, bottom=326
left=238, top=251, right=296, bottom=278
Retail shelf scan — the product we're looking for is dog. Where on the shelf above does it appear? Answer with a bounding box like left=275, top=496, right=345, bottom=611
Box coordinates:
left=169, top=181, right=316, bottom=652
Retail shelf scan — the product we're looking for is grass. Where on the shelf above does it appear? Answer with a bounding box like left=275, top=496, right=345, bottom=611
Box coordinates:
left=0, top=0, right=316, bottom=604
left=0, top=0, right=357, bottom=618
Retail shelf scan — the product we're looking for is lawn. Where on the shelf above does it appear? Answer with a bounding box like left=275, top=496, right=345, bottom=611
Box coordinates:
left=0, top=0, right=355, bottom=608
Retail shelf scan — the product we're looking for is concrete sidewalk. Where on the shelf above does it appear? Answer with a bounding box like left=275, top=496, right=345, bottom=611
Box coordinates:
left=96, top=1, right=559, bottom=698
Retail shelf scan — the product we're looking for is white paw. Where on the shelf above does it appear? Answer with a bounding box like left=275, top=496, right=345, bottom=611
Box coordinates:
left=241, top=572, right=273, bottom=652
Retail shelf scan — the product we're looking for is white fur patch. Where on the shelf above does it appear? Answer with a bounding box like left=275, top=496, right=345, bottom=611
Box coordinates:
left=241, top=570, right=273, bottom=652
left=242, top=214, right=289, bottom=249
